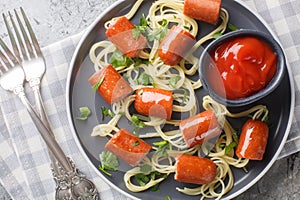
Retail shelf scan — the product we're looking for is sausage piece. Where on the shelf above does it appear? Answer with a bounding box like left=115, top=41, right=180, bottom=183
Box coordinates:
left=88, top=64, right=133, bottom=104
left=158, top=26, right=196, bottom=66
left=236, top=119, right=269, bottom=160
left=183, top=0, right=222, bottom=25
left=179, top=110, right=221, bottom=148
left=134, top=87, right=173, bottom=120
left=106, top=16, right=147, bottom=58
left=105, top=129, right=152, bottom=166
left=175, top=154, right=217, bottom=185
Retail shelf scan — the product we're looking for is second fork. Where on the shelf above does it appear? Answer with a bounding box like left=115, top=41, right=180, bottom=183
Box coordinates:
left=2, top=8, right=99, bottom=199
left=3, top=8, right=48, bottom=126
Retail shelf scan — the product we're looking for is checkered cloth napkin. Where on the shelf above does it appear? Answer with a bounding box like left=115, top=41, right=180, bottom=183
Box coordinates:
left=0, top=0, right=299, bottom=199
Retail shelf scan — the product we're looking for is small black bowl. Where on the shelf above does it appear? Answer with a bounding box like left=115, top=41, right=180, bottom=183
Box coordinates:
left=199, top=29, right=285, bottom=107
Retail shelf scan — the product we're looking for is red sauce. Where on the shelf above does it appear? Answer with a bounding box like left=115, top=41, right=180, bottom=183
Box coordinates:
left=209, top=36, right=277, bottom=99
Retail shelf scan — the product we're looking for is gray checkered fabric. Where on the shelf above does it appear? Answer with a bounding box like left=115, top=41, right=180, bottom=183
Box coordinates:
left=0, top=0, right=299, bottom=199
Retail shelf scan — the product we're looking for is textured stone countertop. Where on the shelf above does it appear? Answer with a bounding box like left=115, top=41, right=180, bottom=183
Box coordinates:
left=0, top=0, right=299, bottom=200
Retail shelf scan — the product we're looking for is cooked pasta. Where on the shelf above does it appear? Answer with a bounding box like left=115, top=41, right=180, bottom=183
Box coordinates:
left=88, top=0, right=269, bottom=199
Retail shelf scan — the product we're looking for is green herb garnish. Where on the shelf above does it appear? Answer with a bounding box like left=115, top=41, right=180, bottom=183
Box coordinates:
left=153, top=140, right=171, bottom=157
left=99, top=151, right=119, bottom=176
left=164, top=196, right=172, bottom=200
left=133, top=14, right=148, bottom=40
left=133, top=141, right=140, bottom=147
left=100, top=106, right=115, bottom=121
left=131, top=114, right=145, bottom=136
left=76, top=107, right=91, bottom=120
left=135, top=173, right=149, bottom=186
left=140, top=164, right=152, bottom=173
left=92, top=77, right=104, bottom=92
left=183, top=25, right=190, bottom=31
left=132, top=28, right=142, bottom=40
left=180, top=88, right=189, bottom=105
left=134, top=171, right=167, bottom=191
left=148, top=19, right=168, bottom=41
left=225, top=141, right=237, bottom=155
left=213, top=32, right=223, bottom=39
left=137, top=72, right=154, bottom=86
left=169, top=76, right=181, bottom=89
left=228, top=23, right=238, bottom=31
left=232, top=130, right=239, bottom=143
left=110, top=50, right=133, bottom=68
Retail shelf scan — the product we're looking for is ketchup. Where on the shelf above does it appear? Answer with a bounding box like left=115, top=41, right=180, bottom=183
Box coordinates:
left=209, top=36, right=277, bottom=99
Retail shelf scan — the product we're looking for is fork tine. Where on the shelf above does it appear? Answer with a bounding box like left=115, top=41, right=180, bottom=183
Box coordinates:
left=2, top=13, right=22, bottom=61
left=0, top=38, right=19, bottom=66
left=20, top=7, right=42, bottom=57
left=14, top=9, right=36, bottom=59
left=8, top=11, right=30, bottom=61
left=0, top=38, right=16, bottom=69
left=0, top=47, right=14, bottom=70
left=0, top=62, right=4, bottom=75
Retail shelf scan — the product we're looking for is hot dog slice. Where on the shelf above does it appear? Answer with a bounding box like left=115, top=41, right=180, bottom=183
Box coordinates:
left=183, top=0, right=222, bottom=25
left=105, top=129, right=152, bottom=166
left=179, top=110, right=221, bottom=148
left=175, top=154, right=216, bottom=185
left=88, top=64, right=133, bottom=104
left=158, top=26, right=196, bottom=66
left=236, top=119, right=269, bottom=160
left=134, top=87, right=173, bottom=120
left=106, top=16, right=147, bottom=58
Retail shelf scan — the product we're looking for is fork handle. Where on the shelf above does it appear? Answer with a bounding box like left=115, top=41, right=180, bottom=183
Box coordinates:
left=32, top=85, right=74, bottom=175
left=15, top=87, right=72, bottom=172
left=33, top=86, right=67, bottom=175
left=33, top=86, right=51, bottom=130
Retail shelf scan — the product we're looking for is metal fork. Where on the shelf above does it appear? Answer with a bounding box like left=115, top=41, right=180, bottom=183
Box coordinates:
left=2, top=8, right=98, bottom=200
left=3, top=8, right=48, bottom=130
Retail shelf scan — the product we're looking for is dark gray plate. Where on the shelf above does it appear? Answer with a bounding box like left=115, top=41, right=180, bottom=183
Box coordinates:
left=66, top=0, right=295, bottom=199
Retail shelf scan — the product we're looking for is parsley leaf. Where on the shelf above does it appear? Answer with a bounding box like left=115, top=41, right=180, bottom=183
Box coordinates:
left=133, top=58, right=144, bottom=67
left=164, top=196, right=172, bottom=200
left=225, top=141, right=237, bottom=155
left=134, top=171, right=167, bottom=190
left=139, top=13, right=148, bottom=27
left=153, top=140, right=171, bottom=157
left=213, top=32, right=223, bottom=39
left=132, top=14, right=148, bottom=40
left=99, top=151, right=119, bottom=176
left=92, top=76, right=104, bottom=92
left=135, top=173, right=149, bottom=186
left=140, top=164, right=152, bottom=173
left=131, top=114, right=145, bottom=136
left=183, top=25, right=190, bottom=31
left=76, top=107, right=91, bottom=120
left=132, top=28, right=141, bottom=40
left=181, top=88, right=189, bottom=105
left=213, top=23, right=238, bottom=40
left=110, top=50, right=133, bottom=68
left=100, top=106, right=115, bottom=121
left=148, top=19, right=168, bottom=41
left=228, top=23, right=238, bottom=31
left=169, top=76, right=181, bottom=89
left=137, top=72, right=154, bottom=86
left=232, top=130, right=239, bottom=143
left=133, top=141, right=140, bottom=146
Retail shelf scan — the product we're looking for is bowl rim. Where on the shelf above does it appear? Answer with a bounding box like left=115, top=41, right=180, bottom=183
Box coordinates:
left=199, top=29, right=286, bottom=107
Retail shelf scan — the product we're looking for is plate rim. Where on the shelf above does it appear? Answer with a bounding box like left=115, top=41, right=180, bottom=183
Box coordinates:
left=65, top=0, right=296, bottom=199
